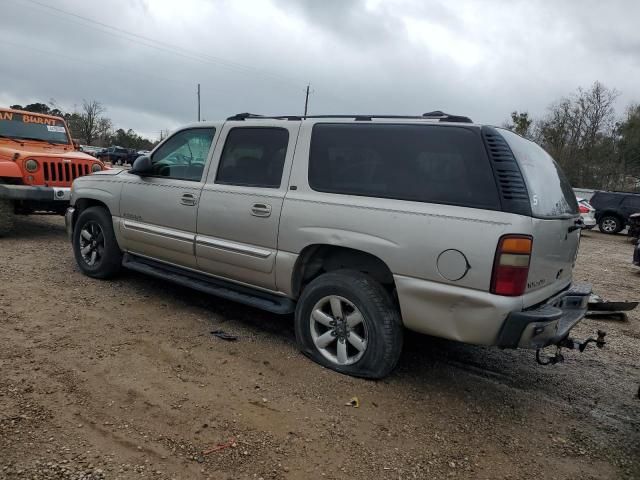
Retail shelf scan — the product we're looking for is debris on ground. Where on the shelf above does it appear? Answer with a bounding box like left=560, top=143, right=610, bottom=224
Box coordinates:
left=587, top=293, right=638, bottom=320
left=211, top=330, right=238, bottom=341
left=345, top=396, right=360, bottom=408
left=202, top=438, right=237, bottom=455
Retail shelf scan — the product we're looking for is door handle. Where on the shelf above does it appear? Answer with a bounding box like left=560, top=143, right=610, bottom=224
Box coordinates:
left=251, top=203, right=272, bottom=217
left=180, top=193, right=197, bottom=206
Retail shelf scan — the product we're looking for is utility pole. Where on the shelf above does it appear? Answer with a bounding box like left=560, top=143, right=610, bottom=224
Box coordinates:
left=304, top=83, right=311, bottom=116
left=197, top=83, right=201, bottom=122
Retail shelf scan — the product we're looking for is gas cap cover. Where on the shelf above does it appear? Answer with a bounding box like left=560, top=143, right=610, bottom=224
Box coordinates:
left=437, top=249, right=470, bottom=281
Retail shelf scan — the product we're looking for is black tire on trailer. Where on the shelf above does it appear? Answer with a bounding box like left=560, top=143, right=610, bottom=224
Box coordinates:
left=72, top=206, right=122, bottom=279
left=295, top=269, right=403, bottom=379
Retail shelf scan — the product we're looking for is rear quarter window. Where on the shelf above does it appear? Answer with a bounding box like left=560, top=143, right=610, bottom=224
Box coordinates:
left=498, top=129, right=578, bottom=218
left=308, top=123, right=500, bottom=210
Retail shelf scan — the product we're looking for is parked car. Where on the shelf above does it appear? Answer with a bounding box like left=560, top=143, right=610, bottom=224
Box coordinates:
left=0, top=107, right=104, bottom=236
left=66, top=112, right=592, bottom=378
left=577, top=197, right=596, bottom=229
left=96, top=146, right=129, bottom=165
left=590, top=191, right=640, bottom=234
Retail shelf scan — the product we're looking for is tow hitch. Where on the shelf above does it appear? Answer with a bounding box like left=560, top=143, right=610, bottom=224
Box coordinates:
left=536, top=330, right=606, bottom=365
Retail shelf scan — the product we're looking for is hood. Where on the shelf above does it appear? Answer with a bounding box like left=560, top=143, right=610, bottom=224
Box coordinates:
left=0, top=144, right=97, bottom=162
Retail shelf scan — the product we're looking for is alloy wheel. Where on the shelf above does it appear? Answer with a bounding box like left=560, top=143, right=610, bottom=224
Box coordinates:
left=309, top=295, right=368, bottom=366
left=79, top=221, right=105, bottom=267
left=601, top=218, right=618, bottom=233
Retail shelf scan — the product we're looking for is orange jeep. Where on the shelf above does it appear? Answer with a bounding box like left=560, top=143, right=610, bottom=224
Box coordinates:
left=0, top=107, right=105, bottom=235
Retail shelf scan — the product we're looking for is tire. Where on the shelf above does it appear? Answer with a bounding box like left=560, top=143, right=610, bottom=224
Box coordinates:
left=72, top=206, right=122, bottom=279
left=295, top=270, right=403, bottom=379
left=0, top=198, right=15, bottom=237
left=599, top=215, right=623, bottom=234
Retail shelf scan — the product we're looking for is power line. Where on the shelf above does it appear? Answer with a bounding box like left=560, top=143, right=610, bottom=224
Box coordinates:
left=12, top=0, right=363, bottom=112
left=16, top=0, right=305, bottom=90
left=0, top=39, right=193, bottom=90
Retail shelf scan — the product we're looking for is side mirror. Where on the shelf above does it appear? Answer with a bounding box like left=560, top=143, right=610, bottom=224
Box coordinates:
left=130, top=155, right=152, bottom=175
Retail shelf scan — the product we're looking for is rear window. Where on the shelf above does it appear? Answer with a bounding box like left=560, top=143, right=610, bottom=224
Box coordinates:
left=499, top=129, right=578, bottom=218
left=309, top=124, right=500, bottom=210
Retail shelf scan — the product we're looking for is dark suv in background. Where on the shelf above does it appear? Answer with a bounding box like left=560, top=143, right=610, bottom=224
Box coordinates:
left=590, top=191, right=640, bottom=234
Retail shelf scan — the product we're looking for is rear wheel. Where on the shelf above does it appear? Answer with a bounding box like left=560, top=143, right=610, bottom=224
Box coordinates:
left=295, top=270, right=403, bottom=379
left=0, top=198, right=15, bottom=237
left=72, top=206, right=122, bottom=278
left=599, top=215, right=623, bottom=234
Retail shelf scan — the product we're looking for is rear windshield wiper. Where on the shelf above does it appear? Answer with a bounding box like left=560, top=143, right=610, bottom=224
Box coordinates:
left=0, top=134, right=24, bottom=144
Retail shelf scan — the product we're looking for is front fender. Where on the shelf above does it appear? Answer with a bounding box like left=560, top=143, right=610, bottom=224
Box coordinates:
left=0, top=160, right=23, bottom=179
left=71, top=175, right=122, bottom=216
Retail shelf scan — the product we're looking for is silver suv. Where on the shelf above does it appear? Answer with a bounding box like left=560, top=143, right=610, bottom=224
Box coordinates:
left=66, top=112, right=589, bottom=378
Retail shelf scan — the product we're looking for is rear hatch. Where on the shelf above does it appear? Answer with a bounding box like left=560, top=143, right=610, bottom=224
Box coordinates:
left=498, top=129, right=580, bottom=306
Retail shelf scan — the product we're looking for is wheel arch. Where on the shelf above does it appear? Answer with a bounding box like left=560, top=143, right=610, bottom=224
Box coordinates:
left=72, top=198, right=111, bottom=231
left=598, top=211, right=625, bottom=233
left=290, top=244, right=396, bottom=299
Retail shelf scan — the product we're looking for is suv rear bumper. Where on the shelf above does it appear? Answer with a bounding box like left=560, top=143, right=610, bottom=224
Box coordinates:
left=0, top=184, right=71, bottom=202
left=496, top=283, right=592, bottom=349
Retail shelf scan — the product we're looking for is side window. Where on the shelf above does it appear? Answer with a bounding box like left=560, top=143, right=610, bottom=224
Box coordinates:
left=309, top=124, right=500, bottom=209
left=150, top=128, right=215, bottom=181
left=623, top=196, right=640, bottom=210
left=216, top=128, right=289, bottom=188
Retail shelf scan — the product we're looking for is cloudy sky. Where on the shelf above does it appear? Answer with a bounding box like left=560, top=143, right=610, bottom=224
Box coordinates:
left=1, top=0, right=638, bottom=140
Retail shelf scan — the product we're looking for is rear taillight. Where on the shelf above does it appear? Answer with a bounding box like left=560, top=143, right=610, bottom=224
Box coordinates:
left=578, top=205, right=590, bottom=214
left=491, top=235, right=533, bottom=296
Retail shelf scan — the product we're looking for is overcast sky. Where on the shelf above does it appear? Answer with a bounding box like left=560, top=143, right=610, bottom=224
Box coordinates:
left=1, top=0, right=638, bottom=140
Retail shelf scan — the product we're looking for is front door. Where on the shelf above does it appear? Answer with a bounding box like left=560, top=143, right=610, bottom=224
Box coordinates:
left=119, top=127, right=217, bottom=268
left=195, top=122, right=300, bottom=290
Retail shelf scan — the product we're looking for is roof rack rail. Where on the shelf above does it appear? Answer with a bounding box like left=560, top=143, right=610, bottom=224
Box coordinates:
left=422, top=111, right=473, bottom=123
left=226, top=112, right=473, bottom=123
left=226, top=112, right=302, bottom=121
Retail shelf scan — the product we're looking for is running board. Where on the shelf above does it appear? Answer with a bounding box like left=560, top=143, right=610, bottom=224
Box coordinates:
left=122, top=253, right=295, bottom=314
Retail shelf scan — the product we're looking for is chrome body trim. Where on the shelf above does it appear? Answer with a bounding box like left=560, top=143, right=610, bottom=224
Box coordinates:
left=122, top=219, right=194, bottom=243
left=195, top=235, right=272, bottom=259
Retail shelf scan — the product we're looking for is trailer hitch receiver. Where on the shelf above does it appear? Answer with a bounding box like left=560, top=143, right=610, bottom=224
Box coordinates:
left=536, top=330, right=606, bottom=366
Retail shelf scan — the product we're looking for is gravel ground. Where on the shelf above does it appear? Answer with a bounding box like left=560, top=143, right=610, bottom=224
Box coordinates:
left=0, top=216, right=639, bottom=480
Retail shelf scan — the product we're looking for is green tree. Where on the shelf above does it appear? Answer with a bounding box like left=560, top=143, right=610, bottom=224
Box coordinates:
left=505, top=111, right=533, bottom=138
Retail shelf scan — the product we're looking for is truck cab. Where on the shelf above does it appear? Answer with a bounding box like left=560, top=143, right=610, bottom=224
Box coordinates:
left=0, top=107, right=106, bottom=235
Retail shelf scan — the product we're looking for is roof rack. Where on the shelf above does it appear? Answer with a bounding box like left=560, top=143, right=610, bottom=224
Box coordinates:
left=226, top=111, right=473, bottom=123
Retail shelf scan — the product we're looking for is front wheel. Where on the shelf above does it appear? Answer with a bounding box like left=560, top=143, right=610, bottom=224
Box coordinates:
left=72, top=206, right=122, bottom=279
left=599, top=215, right=623, bottom=234
left=295, top=270, right=403, bottom=379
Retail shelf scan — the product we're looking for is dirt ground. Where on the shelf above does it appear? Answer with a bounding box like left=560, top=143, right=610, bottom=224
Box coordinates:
left=1, top=216, right=639, bottom=480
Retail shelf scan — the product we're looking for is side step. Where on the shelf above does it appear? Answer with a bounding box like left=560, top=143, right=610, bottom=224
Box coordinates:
left=122, top=253, right=295, bottom=314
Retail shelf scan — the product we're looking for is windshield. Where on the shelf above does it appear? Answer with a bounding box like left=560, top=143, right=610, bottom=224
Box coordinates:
left=498, top=128, right=578, bottom=218
left=0, top=111, right=71, bottom=145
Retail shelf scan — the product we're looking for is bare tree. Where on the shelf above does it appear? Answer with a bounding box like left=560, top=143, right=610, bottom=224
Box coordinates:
left=535, top=82, right=619, bottom=189
left=78, top=100, right=107, bottom=145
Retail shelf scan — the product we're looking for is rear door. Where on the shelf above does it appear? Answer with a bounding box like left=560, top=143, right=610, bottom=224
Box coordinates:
left=621, top=196, right=640, bottom=219
left=195, top=122, right=300, bottom=290
left=498, top=129, right=581, bottom=303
